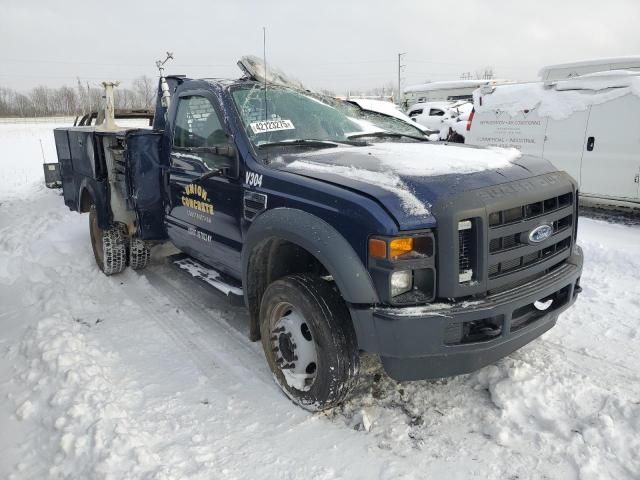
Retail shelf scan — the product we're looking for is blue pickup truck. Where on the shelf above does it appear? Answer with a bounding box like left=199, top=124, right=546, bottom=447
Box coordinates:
left=51, top=60, right=583, bottom=410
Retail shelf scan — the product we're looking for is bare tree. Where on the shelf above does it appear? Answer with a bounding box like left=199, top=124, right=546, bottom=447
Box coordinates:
left=58, top=86, right=78, bottom=114
left=88, top=86, right=102, bottom=113
left=0, top=87, right=13, bottom=115
left=1, top=75, right=159, bottom=117
left=30, top=86, right=52, bottom=116
left=133, top=75, right=155, bottom=110
left=14, top=93, right=33, bottom=117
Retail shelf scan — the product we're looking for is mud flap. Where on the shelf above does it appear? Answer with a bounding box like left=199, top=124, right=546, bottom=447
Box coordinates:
left=43, top=163, right=62, bottom=189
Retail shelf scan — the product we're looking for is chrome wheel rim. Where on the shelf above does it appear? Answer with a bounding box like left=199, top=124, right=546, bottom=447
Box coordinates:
left=270, top=302, right=318, bottom=392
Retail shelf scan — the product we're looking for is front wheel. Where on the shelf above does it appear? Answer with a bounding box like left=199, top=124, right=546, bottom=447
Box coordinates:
left=260, top=274, right=359, bottom=411
left=89, top=205, right=127, bottom=276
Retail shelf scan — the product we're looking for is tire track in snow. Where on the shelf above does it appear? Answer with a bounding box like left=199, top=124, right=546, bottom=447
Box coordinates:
left=118, top=265, right=278, bottom=397
left=537, top=339, right=640, bottom=395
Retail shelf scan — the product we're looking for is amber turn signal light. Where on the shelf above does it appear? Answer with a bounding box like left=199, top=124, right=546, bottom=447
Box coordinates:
left=368, top=238, right=387, bottom=259
left=369, top=237, right=417, bottom=259
left=389, top=238, right=414, bottom=259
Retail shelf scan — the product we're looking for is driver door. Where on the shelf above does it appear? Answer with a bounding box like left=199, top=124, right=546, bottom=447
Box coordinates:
left=166, top=93, right=243, bottom=275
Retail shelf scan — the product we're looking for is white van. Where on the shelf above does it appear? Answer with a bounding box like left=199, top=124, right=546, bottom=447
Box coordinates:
left=466, top=70, right=640, bottom=209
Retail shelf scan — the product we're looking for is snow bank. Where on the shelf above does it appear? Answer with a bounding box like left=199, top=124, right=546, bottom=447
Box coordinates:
left=0, top=123, right=63, bottom=197
left=471, top=355, right=640, bottom=480
left=11, top=316, right=167, bottom=478
left=475, top=74, right=640, bottom=120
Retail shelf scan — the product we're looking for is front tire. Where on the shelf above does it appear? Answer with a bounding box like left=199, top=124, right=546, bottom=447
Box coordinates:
left=89, top=205, right=127, bottom=276
left=260, top=274, right=359, bottom=411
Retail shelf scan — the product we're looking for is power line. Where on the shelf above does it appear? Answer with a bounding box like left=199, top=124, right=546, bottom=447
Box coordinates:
left=0, top=56, right=534, bottom=71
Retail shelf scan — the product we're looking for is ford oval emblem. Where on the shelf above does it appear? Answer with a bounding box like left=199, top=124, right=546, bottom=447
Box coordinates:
left=528, top=224, right=553, bottom=243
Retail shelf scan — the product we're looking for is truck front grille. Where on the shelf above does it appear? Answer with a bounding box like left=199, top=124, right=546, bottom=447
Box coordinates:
left=486, top=192, right=574, bottom=290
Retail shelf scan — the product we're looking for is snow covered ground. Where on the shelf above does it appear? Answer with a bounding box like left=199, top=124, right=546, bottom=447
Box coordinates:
left=1, top=121, right=639, bottom=479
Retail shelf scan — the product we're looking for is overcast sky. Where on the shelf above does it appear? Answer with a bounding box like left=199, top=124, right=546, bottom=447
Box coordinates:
left=2, top=0, right=639, bottom=94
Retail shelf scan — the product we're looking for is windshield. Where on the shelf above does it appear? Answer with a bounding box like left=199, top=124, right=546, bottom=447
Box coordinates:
left=231, top=84, right=427, bottom=149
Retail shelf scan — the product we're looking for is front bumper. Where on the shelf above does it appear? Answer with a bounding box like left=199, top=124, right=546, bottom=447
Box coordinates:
left=350, top=246, right=583, bottom=381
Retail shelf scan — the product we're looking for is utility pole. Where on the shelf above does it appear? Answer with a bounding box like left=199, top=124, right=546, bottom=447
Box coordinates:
left=86, top=82, right=91, bottom=113
left=397, top=52, right=407, bottom=106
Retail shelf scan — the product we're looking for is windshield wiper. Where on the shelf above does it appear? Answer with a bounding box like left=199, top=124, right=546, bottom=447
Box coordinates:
left=347, top=131, right=429, bottom=142
left=258, top=139, right=348, bottom=149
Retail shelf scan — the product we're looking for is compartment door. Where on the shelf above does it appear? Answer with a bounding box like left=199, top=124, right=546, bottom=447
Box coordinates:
left=580, top=94, right=640, bottom=201
left=53, top=129, right=76, bottom=208
left=541, top=109, right=590, bottom=184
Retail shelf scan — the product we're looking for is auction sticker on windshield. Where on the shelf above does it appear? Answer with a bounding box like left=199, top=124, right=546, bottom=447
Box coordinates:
left=250, top=119, right=295, bottom=134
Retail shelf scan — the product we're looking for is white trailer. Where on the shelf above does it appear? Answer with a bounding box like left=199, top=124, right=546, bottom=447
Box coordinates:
left=403, top=79, right=509, bottom=107
left=539, top=56, right=640, bottom=82
left=466, top=69, right=640, bottom=208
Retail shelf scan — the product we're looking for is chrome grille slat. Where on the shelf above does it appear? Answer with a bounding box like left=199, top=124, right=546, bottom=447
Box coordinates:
left=488, top=205, right=573, bottom=239
left=487, top=248, right=572, bottom=289
left=489, top=228, right=572, bottom=264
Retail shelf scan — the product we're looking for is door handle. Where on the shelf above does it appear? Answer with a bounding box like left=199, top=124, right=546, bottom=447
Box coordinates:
left=586, top=136, right=595, bottom=151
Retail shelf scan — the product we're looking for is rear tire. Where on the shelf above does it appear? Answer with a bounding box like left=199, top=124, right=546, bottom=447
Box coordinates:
left=260, top=274, right=359, bottom=411
left=89, top=205, right=127, bottom=276
left=129, top=238, right=151, bottom=270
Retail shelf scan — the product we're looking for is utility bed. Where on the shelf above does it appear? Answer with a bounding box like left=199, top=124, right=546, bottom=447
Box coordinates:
left=53, top=126, right=168, bottom=239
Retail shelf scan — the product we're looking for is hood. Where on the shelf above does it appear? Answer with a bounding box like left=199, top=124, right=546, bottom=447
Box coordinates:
left=274, top=142, right=558, bottom=229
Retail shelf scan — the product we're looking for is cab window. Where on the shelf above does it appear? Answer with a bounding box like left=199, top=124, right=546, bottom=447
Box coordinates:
left=173, top=95, right=237, bottom=176
left=174, top=96, right=227, bottom=148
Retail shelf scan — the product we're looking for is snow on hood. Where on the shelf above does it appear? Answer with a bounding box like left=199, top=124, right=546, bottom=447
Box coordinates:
left=287, top=159, right=431, bottom=216
left=278, top=143, right=521, bottom=220
left=289, top=142, right=520, bottom=177
left=474, top=73, right=640, bottom=120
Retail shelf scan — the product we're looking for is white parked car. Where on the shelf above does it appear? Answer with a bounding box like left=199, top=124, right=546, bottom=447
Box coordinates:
left=406, top=101, right=451, bottom=131
left=437, top=101, right=473, bottom=142
left=465, top=70, right=640, bottom=208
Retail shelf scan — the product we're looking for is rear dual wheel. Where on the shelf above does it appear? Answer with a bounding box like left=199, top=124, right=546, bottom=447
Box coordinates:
left=89, top=206, right=151, bottom=274
left=129, top=238, right=151, bottom=271
left=89, top=205, right=127, bottom=275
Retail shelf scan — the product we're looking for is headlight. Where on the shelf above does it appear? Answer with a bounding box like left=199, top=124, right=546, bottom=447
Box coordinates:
left=368, top=231, right=436, bottom=304
left=390, top=270, right=413, bottom=297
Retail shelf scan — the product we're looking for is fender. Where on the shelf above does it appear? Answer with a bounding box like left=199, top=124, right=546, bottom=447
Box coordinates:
left=242, top=208, right=379, bottom=306
left=77, top=178, right=111, bottom=230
